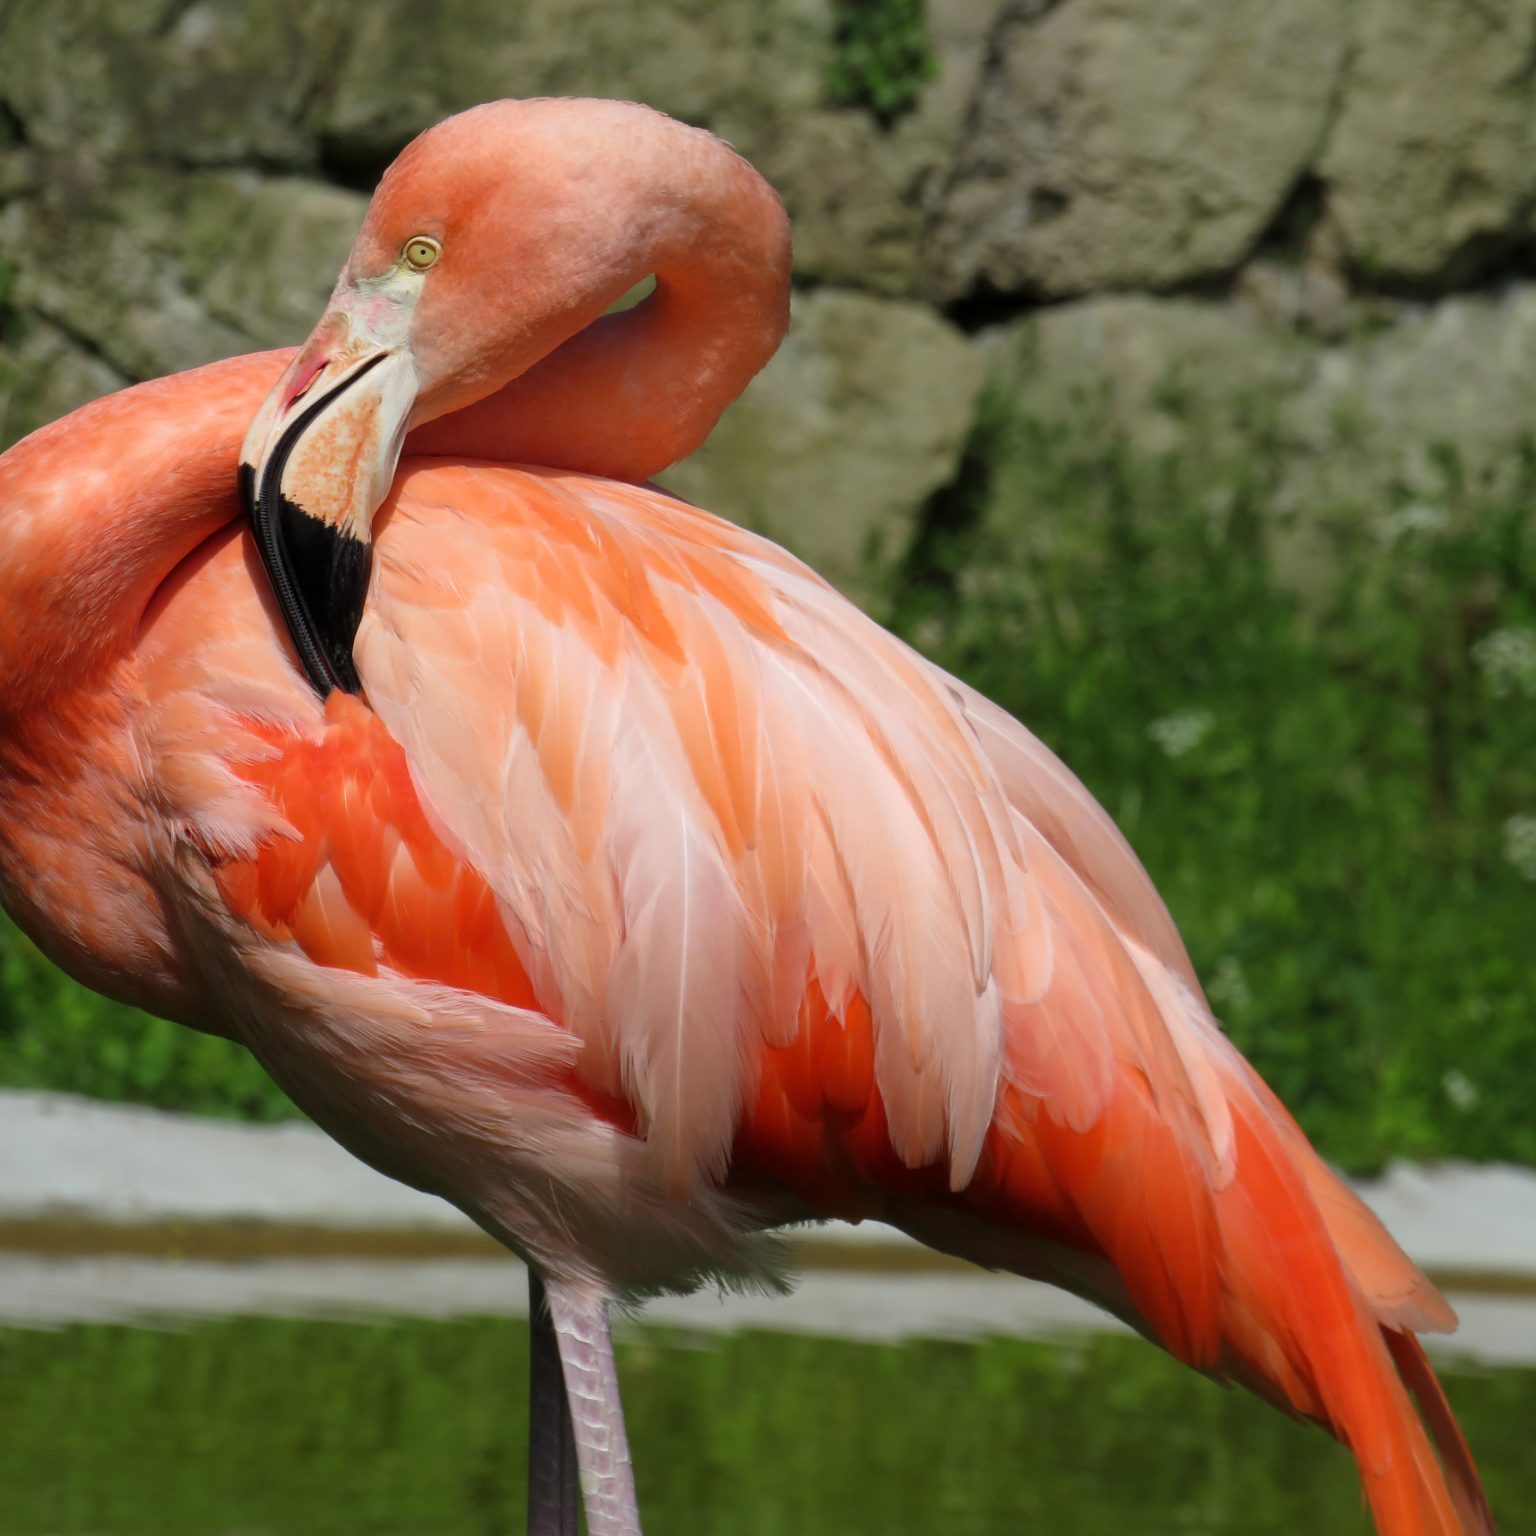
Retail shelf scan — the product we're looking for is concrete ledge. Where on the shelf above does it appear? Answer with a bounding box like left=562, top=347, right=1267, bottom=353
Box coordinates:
left=3, top=1090, right=1535, bottom=1363
left=5, top=1089, right=1535, bottom=1275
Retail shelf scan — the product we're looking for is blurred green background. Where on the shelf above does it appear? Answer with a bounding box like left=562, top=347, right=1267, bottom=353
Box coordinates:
left=1, top=0, right=1535, bottom=1172
left=3, top=1320, right=1532, bottom=1535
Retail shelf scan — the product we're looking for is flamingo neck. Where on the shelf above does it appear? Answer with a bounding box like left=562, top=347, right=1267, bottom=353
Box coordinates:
left=404, top=128, right=791, bottom=484
left=0, top=353, right=284, bottom=710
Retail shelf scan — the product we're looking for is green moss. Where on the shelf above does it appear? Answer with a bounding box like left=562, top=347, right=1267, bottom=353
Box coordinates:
left=827, top=0, right=937, bottom=124
left=0, top=911, right=294, bottom=1119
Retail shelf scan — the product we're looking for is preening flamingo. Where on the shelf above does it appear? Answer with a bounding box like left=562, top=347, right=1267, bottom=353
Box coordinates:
left=0, top=98, right=1495, bottom=1536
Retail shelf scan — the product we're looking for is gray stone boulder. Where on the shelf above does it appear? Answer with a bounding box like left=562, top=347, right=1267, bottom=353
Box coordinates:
left=0, top=319, right=127, bottom=452
left=978, top=287, right=1536, bottom=596
left=1321, top=0, right=1536, bottom=290
left=986, top=286, right=1536, bottom=509
left=0, top=0, right=350, bottom=168
left=932, top=0, right=1349, bottom=299
left=324, top=0, right=828, bottom=170
left=1285, top=287, right=1536, bottom=514
left=984, top=295, right=1309, bottom=460
left=757, top=0, right=1003, bottom=297
left=975, top=295, right=1316, bottom=590
left=0, top=169, right=364, bottom=382
left=661, top=288, right=984, bottom=588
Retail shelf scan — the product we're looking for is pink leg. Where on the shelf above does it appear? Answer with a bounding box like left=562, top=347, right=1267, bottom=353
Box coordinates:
left=543, top=1277, right=644, bottom=1536
left=527, top=1271, right=579, bottom=1536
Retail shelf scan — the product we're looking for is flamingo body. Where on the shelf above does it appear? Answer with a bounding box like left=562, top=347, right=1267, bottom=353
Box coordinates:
left=0, top=101, right=1495, bottom=1536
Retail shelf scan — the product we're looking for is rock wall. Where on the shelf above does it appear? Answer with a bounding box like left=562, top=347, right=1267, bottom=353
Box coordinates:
left=3, top=0, right=1536, bottom=589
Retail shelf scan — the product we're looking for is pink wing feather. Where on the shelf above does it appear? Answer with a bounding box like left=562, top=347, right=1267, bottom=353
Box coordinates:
left=355, top=461, right=1041, bottom=1192
left=136, top=445, right=1479, bottom=1536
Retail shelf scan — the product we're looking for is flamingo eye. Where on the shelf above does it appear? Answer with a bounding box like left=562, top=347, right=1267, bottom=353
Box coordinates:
left=402, top=235, right=442, bottom=272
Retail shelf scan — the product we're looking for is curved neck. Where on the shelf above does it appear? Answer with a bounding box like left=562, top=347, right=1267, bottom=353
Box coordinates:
left=404, top=122, right=791, bottom=484
left=0, top=353, right=283, bottom=711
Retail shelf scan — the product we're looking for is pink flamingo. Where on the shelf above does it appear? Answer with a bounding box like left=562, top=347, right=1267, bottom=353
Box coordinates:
left=0, top=99, right=1493, bottom=1536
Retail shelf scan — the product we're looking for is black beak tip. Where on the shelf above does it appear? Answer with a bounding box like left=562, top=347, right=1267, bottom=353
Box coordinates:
left=237, top=460, right=257, bottom=517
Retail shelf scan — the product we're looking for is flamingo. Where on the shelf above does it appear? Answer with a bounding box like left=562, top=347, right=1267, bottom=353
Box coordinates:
left=0, top=98, right=1494, bottom=1536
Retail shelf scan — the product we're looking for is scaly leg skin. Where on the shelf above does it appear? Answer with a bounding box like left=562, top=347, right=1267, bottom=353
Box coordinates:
left=527, top=1270, right=580, bottom=1536
left=543, top=1277, right=644, bottom=1536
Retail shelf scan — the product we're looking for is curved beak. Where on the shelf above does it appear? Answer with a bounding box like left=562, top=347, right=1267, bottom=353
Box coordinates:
left=239, top=306, right=420, bottom=697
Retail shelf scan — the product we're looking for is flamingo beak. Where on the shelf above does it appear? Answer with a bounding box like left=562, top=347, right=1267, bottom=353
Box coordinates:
left=239, top=311, right=421, bottom=697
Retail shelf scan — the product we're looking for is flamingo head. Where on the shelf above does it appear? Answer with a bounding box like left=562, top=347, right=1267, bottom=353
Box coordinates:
left=239, top=99, right=683, bottom=694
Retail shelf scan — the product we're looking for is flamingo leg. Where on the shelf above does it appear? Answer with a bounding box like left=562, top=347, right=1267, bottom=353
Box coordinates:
left=541, top=1276, right=643, bottom=1536
left=527, top=1271, right=580, bottom=1536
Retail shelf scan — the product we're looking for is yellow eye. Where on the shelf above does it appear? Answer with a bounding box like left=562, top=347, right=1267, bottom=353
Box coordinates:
left=402, top=235, right=441, bottom=272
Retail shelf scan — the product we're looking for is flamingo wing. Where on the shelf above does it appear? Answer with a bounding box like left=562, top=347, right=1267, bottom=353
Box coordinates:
left=365, top=461, right=1487, bottom=1536
left=349, top=457, right=1154, bottom=1198
left=154, top=458, right=1484, bottom=1536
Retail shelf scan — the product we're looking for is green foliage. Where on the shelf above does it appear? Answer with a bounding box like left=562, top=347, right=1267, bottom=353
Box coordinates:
left=2, top=1318, right=1532, bottom=1533
left=827, top=0, right=937, bottom=124
left=890, top=386, right=1536, bottom=1173
left=0, top=911, right=293, bottom=1119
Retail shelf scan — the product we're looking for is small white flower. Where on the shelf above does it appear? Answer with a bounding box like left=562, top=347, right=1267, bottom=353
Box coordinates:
left=1442, top=1069, right=1480, bottom=1112
left=1502, top=814, right=1536, bottom=881
left=1382, top=502, right=1449, bottom=544
left=911, top=617, right=946, bottom=654
left=1206, top=955, right=1251, bottom=1015
left=1147, top=708, right=1214, bottom=760
left=1472, top=626, right=1536, bottom=699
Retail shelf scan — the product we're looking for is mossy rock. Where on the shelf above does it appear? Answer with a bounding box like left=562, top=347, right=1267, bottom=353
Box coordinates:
left=1321, top=0, right=1536, bottom=290
left=0, top=169, right=363, bottom=381
left=932, top=0, right=1349, bottom=299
